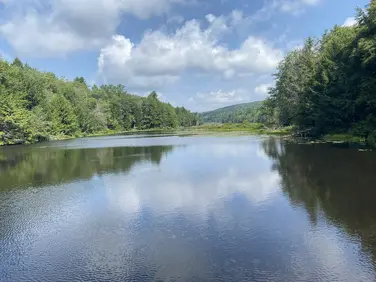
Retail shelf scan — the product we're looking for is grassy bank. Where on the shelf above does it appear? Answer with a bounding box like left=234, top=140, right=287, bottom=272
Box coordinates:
left=3, top=123, right=372, bottom=148
left=183, top=123, right=293, bottom=136
left=322, top=134, right=366, bottom=143
left=188, top=124, right=373, bottom=147
left=38, top=123, right=294, bottom=144
left=33, top=124, right=297, bottom=144
left=1, top=123, right=292, bottom=146
left=47, top=128, right=179, bottom=142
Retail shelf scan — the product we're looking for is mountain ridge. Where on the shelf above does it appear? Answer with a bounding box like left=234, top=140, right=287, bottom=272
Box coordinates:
left=199, top=101, right=263, bottom=123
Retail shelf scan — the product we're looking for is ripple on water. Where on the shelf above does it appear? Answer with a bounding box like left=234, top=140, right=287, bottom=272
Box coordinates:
left=1, top=135, right=376, bottom=281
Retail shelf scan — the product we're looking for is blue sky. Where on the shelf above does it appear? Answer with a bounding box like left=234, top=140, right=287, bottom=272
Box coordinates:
left=0, top=0, right=368, bottom=112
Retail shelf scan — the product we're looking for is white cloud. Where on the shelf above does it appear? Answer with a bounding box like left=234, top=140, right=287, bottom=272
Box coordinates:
left=198, top=89, right=244, bottom=102
left=279, top=0, right=320, bottom=14
left=1, top=12, right=108, bottom=57
left=255, top=83, right=273, bottom=96
left=187, top=88, right=253, bottom=112
left=0, top=0, right=315, bottom=60
left=98, top=14, right=283, bottom=89
left=0, top=0, right=185, bottom=57
left=254, top=0, right=322, bottom=19
left=342, top=17, right=357, bottom=27
left=282, top=0, right=321, bottom=14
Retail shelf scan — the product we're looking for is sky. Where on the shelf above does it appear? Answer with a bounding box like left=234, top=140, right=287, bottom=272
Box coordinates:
left=0, top=0, right=369, bottom=112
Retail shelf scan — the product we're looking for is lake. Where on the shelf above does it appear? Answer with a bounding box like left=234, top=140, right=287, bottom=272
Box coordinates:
left=1, top=134, right=376, bottom=281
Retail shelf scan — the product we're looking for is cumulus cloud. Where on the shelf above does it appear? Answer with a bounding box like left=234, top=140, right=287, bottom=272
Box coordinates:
left=98, top=14, right=283, bottom=89
left=0, top=0, right=185, bottom=57
left=188, top=89, right=251, bottom=112
left=342, top=17, right=357, bottom=27
left=0, top=0, right=317, bottom=60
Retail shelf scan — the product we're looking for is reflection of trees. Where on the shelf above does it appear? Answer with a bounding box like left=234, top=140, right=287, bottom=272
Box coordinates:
left=0, top=145, right=174, bottom=190
left=262, top=138, right=376, bottom=260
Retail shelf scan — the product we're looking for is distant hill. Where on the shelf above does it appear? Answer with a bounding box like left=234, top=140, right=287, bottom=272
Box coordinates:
left=200, top=101, right=264, bottom=123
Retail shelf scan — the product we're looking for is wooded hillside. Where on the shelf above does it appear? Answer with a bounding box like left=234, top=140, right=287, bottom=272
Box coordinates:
left=263, top=0, right=376, bottom=145
left=0, top=59, right=198, bottom=145
left=200, top=101, right=263, bottom=123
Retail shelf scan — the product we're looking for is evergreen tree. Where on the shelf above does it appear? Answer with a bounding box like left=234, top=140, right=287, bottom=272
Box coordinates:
left=264, top=0, right=376, bottom=145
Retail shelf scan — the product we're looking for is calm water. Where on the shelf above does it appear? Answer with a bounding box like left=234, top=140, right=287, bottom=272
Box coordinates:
left=1, top=134, right=376, bottom=281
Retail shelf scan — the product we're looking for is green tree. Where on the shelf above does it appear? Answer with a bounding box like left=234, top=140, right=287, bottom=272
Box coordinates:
left=0, top=58, right=197, bottom=146
left=263, top=0, right=376, bottom=145
left=0, top=89, right=36, bottom=145
left=49, top=95, right=78, bottom=136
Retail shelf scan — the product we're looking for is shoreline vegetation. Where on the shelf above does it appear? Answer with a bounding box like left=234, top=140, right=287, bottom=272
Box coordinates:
left=0, top=117, right=370, bottom=147
left=0, top=58, right=199, bottom=146
left=30, top=123, right=370, bottom=149
left=260, top=1, right=376, bottom=148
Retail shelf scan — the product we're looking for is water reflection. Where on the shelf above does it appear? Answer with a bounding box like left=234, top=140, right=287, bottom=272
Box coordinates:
left=1, top=135, right=376, bottom=281
left=0, top=145, right=174, bottom=190
left=102, top=144, right=280, bottom=217
left=262, top=138, right=376, bottom=261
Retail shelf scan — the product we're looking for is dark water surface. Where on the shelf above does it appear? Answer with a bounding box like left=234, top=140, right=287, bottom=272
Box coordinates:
left=1, top=134, right=376, bottom=281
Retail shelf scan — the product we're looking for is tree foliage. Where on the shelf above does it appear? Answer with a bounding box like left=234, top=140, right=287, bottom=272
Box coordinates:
left=200, top=101, right=264, bottom=124
left=0, top=59, right=198, bottom=145
left=264, top=0, right=376, bottom=145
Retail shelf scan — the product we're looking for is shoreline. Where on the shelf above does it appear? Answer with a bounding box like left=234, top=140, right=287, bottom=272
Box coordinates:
left=0, top=125, right=372, bottom=148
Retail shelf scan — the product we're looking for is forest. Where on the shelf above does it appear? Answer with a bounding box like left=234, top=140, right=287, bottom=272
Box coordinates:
left=263, top=0, right=376, bottom=146
left=0, top=58, right=198, bottom=145
left=200, top=101, right=263, bottom=124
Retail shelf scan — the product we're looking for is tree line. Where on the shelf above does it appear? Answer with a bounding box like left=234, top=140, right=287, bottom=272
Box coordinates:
left=263, top=0, right=376, bottom=145
left=200, top=101, right=263, bottom=124
left=0, top=58, right=198, bottom=145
